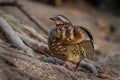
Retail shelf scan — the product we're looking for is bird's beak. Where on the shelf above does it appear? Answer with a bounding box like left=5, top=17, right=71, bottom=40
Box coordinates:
left=50, top=17, right=55, bottom=21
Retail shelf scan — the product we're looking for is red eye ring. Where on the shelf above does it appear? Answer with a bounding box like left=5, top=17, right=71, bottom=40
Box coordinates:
left=56, top=17, right=61, bottom=20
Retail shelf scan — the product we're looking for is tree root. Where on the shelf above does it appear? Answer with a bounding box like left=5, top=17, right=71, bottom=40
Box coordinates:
left=0, top=0, right=49, bottom=34
left=40, top=56, right=111, bottom=79
left=0, top=17, right=35, bottom=56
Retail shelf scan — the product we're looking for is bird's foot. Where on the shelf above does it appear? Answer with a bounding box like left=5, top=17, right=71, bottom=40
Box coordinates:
left=54, top=60, right=68, bottom=68
left=55, top=63, right=60, bottom=66
left=62, top=60, right=68, bottom=67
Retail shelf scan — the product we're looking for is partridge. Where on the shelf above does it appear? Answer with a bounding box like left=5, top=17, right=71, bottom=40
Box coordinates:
left=48, top=15, right=94, bottom=71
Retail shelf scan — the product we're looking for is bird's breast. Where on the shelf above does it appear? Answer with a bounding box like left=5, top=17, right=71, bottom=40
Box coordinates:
left=49, top=25, right=87, bottom=44
left=48, top=25, right=90, bottom=61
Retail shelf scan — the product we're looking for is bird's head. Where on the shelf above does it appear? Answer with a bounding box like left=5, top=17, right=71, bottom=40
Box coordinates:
left=50, top=15, right=72, bottom=25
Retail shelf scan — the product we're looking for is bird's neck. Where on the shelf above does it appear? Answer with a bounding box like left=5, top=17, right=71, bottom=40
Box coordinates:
left=56, top=23, right=72, bottom=26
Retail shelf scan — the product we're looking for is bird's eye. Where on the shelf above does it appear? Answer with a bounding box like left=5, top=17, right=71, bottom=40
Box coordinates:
left=56, top=17, right=61, bottom=20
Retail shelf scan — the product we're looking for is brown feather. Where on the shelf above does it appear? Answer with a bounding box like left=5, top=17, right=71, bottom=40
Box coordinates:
left=48, top=15, right=94, bottom=63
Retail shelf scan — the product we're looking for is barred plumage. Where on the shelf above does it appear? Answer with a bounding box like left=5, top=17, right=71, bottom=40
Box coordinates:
left=48, top=15, right=94, bottom=71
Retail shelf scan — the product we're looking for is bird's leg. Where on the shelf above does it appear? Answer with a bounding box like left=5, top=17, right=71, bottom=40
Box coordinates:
left=74, top=62, right=80, bottom=72
left=62, top=60, right=68, bottom=67
left=74, top=47, right=85, bottom=72
left=104, top=66, right=110, bottom=75
left=55, top=63, right=60, bottom=66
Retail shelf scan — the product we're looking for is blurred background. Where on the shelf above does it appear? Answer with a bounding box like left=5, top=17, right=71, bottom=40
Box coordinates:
left=1, top=0, right=120, bottom=58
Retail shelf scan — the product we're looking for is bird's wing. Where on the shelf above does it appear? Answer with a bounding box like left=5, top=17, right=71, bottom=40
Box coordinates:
left=77, top=26, right=94, bottom=52
left=79, top=40, right=94, bottom=60
left=77, top=26, right=93, bottom=41
left=48, top=26, right=67, bottom=53
left=62, top=25, right=88, bottom=45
